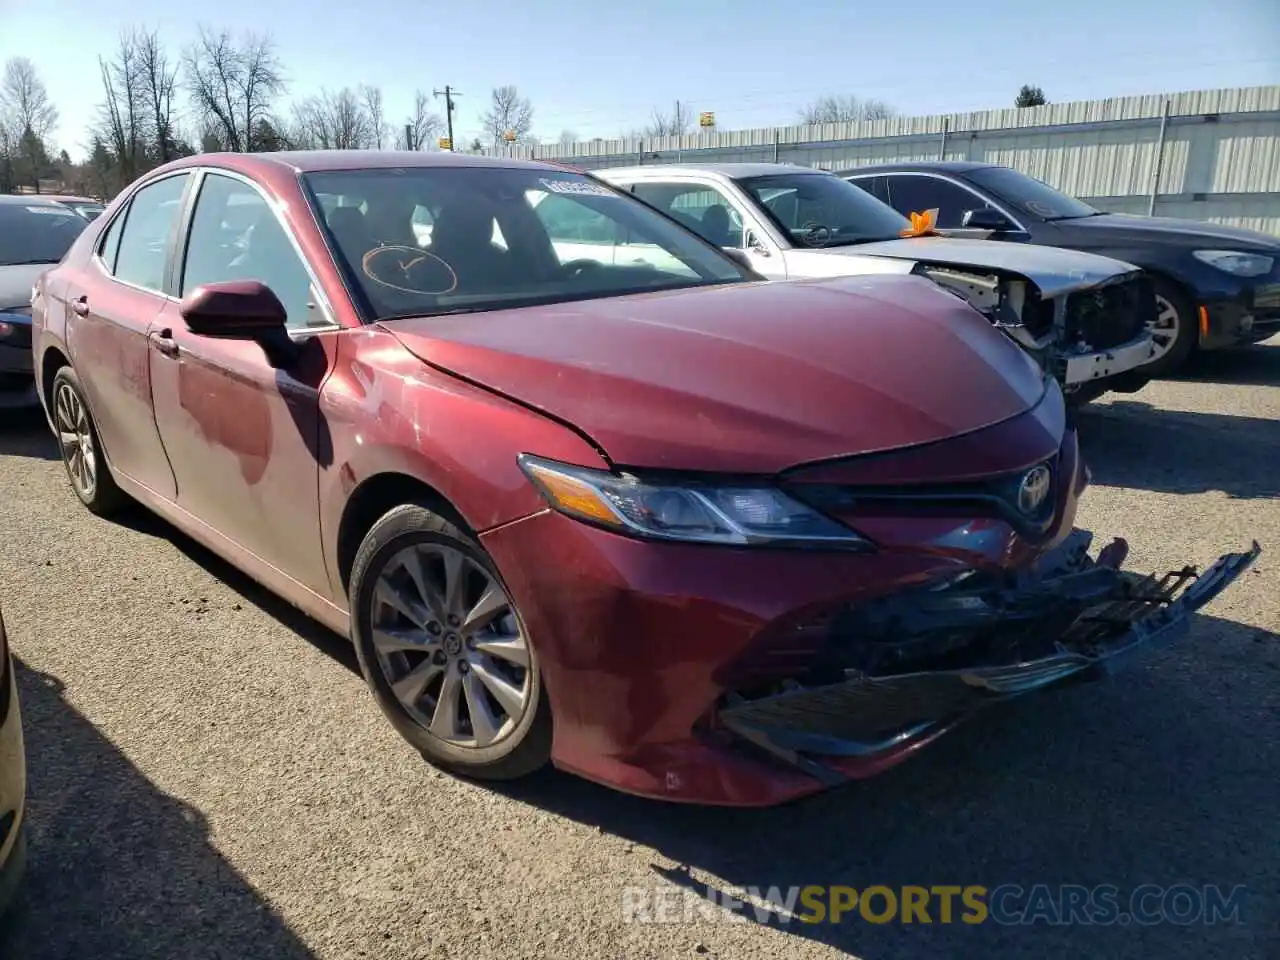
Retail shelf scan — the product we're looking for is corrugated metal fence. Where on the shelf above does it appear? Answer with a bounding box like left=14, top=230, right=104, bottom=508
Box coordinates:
left=504, top=86, right=1280, bottom=234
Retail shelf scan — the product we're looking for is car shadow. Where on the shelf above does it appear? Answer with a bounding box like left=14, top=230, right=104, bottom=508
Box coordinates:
left=0, top=659, right=318, bottom=960
left=1077, top=400, right=1279, bottom=499
left=0, top=410, right=58, bottom=462
left=489, top=612, right=1277, bottom=958
left=111, top=507, right=359, bottom=676
left=1170, top=339, right=1280, bottom=388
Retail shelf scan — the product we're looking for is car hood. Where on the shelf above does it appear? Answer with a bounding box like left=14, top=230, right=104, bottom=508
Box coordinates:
left=1054, top=213, right=1280, bottom=250
left=0, top=264, right=45, bottom=312
left=811, top=237, right=1138, bottom=297
left=381, top=276, right=1048, bottom=475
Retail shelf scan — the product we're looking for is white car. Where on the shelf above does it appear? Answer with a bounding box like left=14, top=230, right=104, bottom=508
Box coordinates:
left=596, top=163, right=1158, bottom=400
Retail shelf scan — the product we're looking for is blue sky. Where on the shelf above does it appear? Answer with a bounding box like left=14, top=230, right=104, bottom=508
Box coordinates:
left=1, top=0, right=1277, bottom=161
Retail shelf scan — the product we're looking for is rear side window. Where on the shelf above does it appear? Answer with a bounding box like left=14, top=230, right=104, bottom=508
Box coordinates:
left=112, top=174, right=190, bottom=292
left=98, top=211, right=124, bottom=271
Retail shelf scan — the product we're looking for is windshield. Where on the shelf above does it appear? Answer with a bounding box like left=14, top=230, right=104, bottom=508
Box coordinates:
left=0, top=203, right=87, bottom=265
left=737, top=172, right=909, bottom=248
left=304, top=167, right=750, bottom=321
left=967, top=166, right=1099, bottom=221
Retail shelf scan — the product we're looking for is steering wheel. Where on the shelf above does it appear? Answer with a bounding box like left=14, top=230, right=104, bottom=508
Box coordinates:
left=798, top=222, right=833, bottom=248
left=560, top=258, right=606, bottom=278
left=361, top=244, right=458, bottom=295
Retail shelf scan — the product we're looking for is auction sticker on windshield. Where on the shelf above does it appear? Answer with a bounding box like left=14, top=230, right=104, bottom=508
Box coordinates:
left=539, top=178, right=616, bottom=198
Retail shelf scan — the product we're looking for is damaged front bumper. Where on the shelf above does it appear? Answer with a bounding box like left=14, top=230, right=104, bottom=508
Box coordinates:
left=1058, top=333, right=1156, bottom=389
left=717, top=530, right=1260, bottom=787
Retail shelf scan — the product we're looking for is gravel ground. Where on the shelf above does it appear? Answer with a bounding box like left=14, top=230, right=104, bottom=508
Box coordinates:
left=0, top=343, right=1277, bottom=960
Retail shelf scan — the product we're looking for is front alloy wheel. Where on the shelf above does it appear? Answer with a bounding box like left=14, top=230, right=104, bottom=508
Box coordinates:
left=1140, top=280, right=1197, bottom=376
left=349, top=504, right=551, bottom=780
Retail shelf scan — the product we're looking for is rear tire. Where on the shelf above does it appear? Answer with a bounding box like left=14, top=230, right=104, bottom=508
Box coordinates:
left=349, top=503, right=552, bottom=782
left=50, top=366, right=127, bottom=517
left=1142, top=278, right=1198, bottom=377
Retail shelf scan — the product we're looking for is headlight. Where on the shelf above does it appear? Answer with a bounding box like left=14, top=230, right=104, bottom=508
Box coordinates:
left=1191, top=250, right=1274, bottom=278
left=518, top=454, right=873, bottom=550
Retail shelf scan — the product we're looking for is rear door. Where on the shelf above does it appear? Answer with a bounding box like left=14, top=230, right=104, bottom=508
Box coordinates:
left=65, top=172, right=191, bottom=499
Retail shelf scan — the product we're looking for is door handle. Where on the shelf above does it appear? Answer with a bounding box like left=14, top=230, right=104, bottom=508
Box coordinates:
left=71, top=296, right=89, bottom=317
left=151, top=329, right=179, bottom=358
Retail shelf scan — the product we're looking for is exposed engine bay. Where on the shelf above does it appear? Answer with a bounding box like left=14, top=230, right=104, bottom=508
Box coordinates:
left=914, top=264, right=1157, bottom=393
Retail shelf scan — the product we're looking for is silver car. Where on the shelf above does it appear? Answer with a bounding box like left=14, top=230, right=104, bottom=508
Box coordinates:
left=597, top=163, right=1157, bottom=401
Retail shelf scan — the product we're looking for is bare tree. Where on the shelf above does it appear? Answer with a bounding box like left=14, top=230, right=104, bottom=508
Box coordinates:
left=184, top=27, right=285, bottom=152
left=1, top=57, right=59, bottom=190
left=397, top=90, right=443, bottom=150
left=798, top=95, right=895, bottom=124
left=557, top=129, right=579, bottom=147
left=644, top=101, right=693, bottom=138
left=96, top=35, right=149, bottom=190
left=480, top=85, right=534, bottom=147
left=291, top=87, right=373, bottom=150
left=360, top=84, right=387, bottom=149
left=134, top=28, right=180, bottom=163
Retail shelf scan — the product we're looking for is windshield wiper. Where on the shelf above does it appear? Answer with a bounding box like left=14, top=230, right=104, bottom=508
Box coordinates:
left=1, top=258, right=60, bottom=265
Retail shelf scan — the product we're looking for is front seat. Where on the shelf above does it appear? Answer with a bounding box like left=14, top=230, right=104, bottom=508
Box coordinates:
left=326, top=206, right=376, bottom=265
left=429, top=200, right=513, bottom=289
left=699, top=204, right=733, bottom=247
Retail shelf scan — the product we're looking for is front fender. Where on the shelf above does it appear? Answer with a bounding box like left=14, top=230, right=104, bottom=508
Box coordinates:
left=318, top=328, right=610, bottom=600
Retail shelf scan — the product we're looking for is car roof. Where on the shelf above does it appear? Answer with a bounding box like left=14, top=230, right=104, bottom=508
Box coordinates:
left=0, top=194, right=66, bottom=206
left=598, top=162, right=831, bottom=180
left=836, top=161, right=998, bottom=177
left=158, top=150, right=573, bottom=176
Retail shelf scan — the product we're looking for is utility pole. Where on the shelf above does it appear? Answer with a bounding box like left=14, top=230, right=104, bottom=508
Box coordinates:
left=404, top=123, right=414, bottom=151
left=434, top=85, right=460, bottom=150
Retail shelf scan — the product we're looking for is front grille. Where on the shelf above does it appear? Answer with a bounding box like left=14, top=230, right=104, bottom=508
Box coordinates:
left=1063, top=274, right=1154, bottom=349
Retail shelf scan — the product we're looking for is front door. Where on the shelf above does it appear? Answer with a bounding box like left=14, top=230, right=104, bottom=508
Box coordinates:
left=148, top=170, right=341, bottom=598
left=67, top=172, right=191, bottom=499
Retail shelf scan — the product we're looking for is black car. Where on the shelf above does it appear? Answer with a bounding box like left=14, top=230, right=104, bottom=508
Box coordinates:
left=0, top=196, right=88, bottom=409
left=841, top=161, right=1280, bottom=375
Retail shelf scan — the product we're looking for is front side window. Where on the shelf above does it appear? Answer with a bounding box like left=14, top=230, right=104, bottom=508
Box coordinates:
left=112, top=174, right=190, bottom=292
left=966, top=166, right=1098, bottom=221
left=304, top=167, right=748, bottom=322
left=0, top=203, right=87, bottom=266
left=883, top=175, right=986, bottom=229
left=736, top=172, right=909, bottom=249
left=630, top=182, right=745, bottom=248
left=181, top=173, right=325, bottom=330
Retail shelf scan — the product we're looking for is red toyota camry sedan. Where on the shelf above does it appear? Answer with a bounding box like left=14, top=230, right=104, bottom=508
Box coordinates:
left=30, top=152, right=1257, bottom=806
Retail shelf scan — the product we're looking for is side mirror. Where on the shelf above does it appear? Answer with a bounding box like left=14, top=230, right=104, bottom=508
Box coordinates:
left=179, top=280, right=299, bottom=367
left=961, top=207, right=1015, bottom=232
left=722, top=247, right=766, bottom=280
left=180, top=280, right=288, bottom=338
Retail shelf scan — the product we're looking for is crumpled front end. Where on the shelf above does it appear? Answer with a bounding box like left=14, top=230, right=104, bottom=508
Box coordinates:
left=912, top=264, right=1158, bottom=396
left=715, top=531, right=1260, bottom=787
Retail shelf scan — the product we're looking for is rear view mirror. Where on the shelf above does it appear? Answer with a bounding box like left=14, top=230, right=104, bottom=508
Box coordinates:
left=962, top=208, right=1015, bottom=232
left=180, top=280, right=288, bottom=338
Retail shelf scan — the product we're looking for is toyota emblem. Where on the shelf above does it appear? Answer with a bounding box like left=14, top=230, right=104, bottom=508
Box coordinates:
left=1017, top=465, right=1053, bottom=515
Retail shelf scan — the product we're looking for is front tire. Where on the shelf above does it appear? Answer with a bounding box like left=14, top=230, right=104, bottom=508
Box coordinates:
left=348, top=503, right=551, bottom=781
left=50, top=366, right=127, bottom=516
left=1142, top=278, right=1198, bottom=377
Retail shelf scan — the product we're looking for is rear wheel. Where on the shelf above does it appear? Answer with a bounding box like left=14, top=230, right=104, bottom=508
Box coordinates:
left=348, top=503, right=551, bottom=781
left=51, top=367, right=127, bottom=516
left=1142, top=278, right=1198, bottom=377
